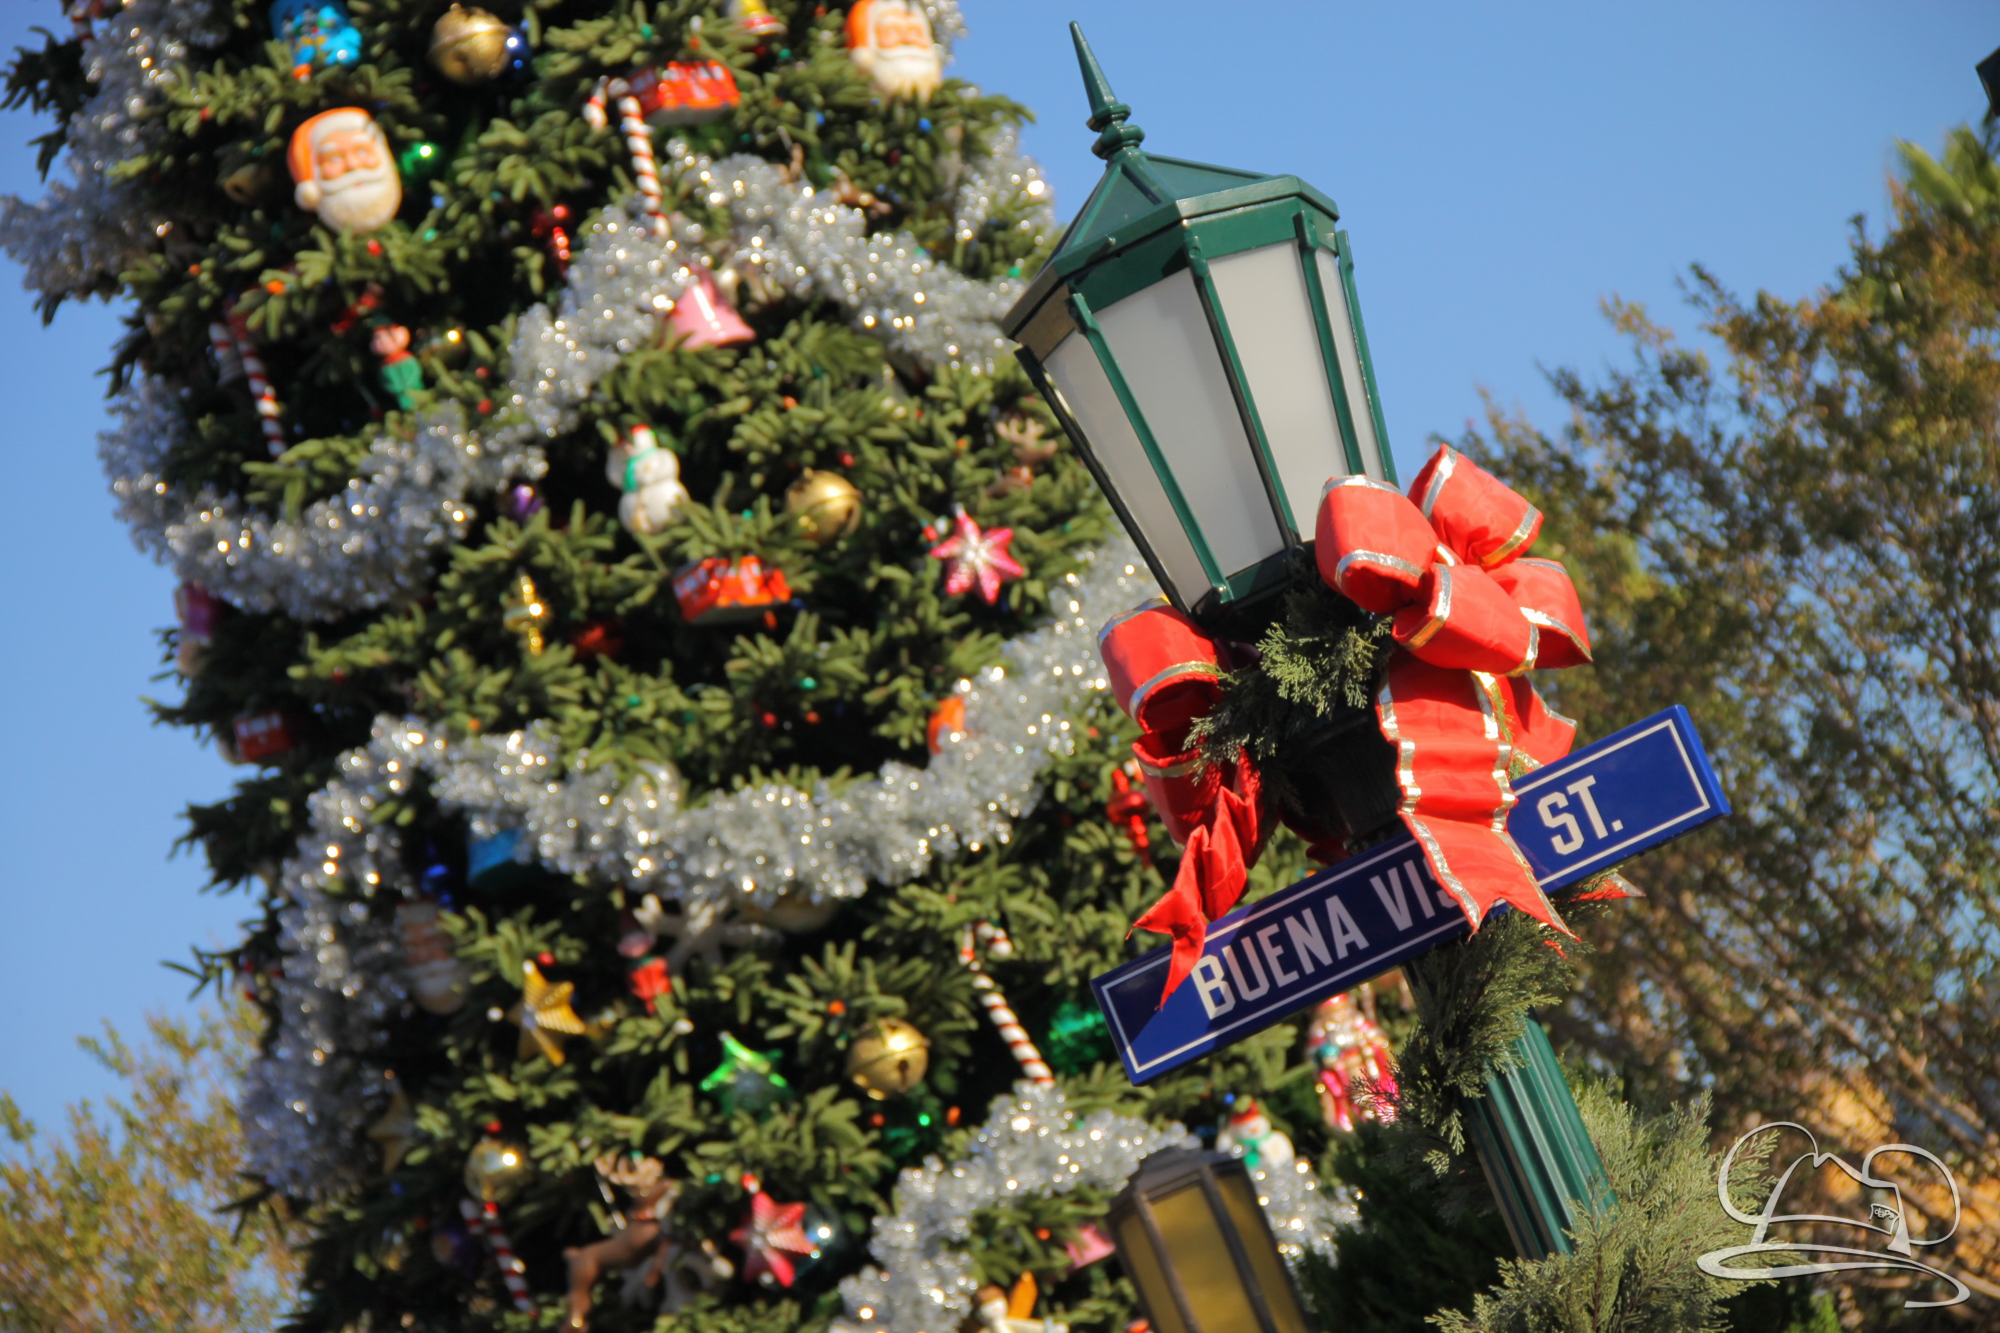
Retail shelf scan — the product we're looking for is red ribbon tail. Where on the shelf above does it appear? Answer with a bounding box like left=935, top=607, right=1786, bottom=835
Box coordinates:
left=1377, top=654, right=1574, bottom=937
left=1133, top=844, right=1212, bottom=1007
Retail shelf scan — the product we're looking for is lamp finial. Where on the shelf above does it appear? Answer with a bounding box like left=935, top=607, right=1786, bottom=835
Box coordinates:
left=1070, top=23, right=1144, bottom=160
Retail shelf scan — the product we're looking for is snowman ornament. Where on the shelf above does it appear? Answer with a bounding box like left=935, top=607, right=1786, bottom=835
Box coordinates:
left=1215, top=1098, right=1295, bottom=1172
left=607, top=424, right=689, bottom=535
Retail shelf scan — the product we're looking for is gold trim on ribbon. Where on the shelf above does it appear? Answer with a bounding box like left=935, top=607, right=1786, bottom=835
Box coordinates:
left=1507, top=622, right=1540, bottom=677
left=1095, top=596, right=1170, bottom=647
left=1376, top=681, right=1420, bottom=806
left=1379, top=670, right=1485, bottom=925
left=1419, top=447, right=1458, bottom=520
left=1334, top=548, right=1426, bottom=595
left=1482, top=503, right=1542, bottom=567
left=1470, top=671, right=1519, bottom=836
left=1126, top=661, right=1222, bottom=720
left=1521, top=607, right=1591, bottom=661
left=1136, top=754, right=1201, bottom=779
left=1322, top=474, right=1406, bottom=498
left=1403, top=565, right=1453, bottom=649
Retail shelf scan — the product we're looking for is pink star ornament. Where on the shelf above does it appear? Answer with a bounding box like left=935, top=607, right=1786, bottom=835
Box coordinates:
left=730, top=1189, right=817, bottom=1287
left=927, top=505, right=1025, bottom=604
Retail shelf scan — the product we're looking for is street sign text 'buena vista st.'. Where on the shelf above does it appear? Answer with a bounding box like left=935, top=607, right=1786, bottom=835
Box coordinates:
left=1091, top=707, right=1729, bottom=1084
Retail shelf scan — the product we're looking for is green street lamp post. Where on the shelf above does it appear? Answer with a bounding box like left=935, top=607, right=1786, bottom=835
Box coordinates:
left=1008, top=24, right=1613, bottom=1269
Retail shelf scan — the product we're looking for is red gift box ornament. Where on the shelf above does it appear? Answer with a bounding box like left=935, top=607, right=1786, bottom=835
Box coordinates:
left=628, top=957, right=670, bottom=1014
left=1317, top=444, right=1594, bottom=936
left=231, top=710, right=295, bottom=764
left=672, top=555, right=793, bottom=625
left=628, top=60, right=741, bottom=127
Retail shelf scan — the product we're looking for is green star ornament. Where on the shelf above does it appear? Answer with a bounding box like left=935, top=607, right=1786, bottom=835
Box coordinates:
left=700, top=1030, right=791, bottom=1115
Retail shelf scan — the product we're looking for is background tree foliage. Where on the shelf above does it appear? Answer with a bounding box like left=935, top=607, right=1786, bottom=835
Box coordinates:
left=1470, top=120, right=2000, bottom=1317
left=0, top=1006, right=301, bottom=1332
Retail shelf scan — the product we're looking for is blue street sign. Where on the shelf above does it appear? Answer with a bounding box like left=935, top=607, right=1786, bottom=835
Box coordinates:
left=1091, top=706, right=1729, bottom=1084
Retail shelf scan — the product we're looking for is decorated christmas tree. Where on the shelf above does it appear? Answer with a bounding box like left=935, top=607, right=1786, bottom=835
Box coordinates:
left=10, top=0, right=1861, bottom=1328
left=1, top=3, right=1356, bottom=1330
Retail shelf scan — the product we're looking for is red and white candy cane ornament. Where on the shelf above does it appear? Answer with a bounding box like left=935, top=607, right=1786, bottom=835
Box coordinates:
left=207, top=320, right=244, bottom=385
left=584, top=79, right=669, bottom=237
left=458, top=1196, right=533, bottom=1312
left=226, top=308, right=288, bottom=456
left=958, top=923, right=1053, bottom=1086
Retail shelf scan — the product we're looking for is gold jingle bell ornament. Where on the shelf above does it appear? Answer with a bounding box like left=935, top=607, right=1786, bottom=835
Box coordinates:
left=846, top=1017, right=931, bottom=1099
left=429, top=4, right=512, bottom=85
left=784, top=469, right=862, bottom=545
left=464, top=1137, right=534, bottom=1202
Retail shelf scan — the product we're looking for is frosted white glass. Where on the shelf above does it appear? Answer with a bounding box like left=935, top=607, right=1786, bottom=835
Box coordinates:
left=1044, top=330, right=1213, bottom=602
left=1095, top=271, right=1285, bottom=584
left=1315, top=248, right=1386, bottom=481
left=1208, top=242, right=1349, bottom=536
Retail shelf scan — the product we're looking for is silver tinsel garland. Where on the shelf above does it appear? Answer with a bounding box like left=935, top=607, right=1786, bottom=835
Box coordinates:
left=103, top=385, right=543, bottom=620
left=241, top=544, right=1160, bottom=1194
left=0, top=0, right=226, bottom=303
left=89, top=106, right=1049, bottom=618
left=423, top=541, right=1150, bottom=909
left=829, top=1084, right=1354, bottom=1333
left=238, top=730, right=435, bottom=1197
left=664, top=124, right=1050, bottom=372
left=16, top=1, right=1039, bottom=618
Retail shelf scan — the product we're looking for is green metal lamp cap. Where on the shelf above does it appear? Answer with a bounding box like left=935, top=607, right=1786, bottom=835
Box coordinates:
left=1070, top=23, right=1145, bottom=160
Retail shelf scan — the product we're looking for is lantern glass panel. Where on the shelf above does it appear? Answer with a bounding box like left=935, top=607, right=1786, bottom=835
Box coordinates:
left=1216, top=1170, right=1313, bottom=1333
left=1151, top=1181, right=1264, bottom=1333
left=1313, top=248, right=1387, bottom=481
left=1044, top=332, right=1212, bottom=600
left=1094, top=270, right=1288, bottom=584
left=1113, top=1212, right=1192, bottom=1333
left=1206, top=241, right=1350, bottom=536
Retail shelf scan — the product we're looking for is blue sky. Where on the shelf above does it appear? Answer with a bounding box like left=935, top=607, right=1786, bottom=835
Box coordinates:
left=2, top=1, right=1992, bottom=1127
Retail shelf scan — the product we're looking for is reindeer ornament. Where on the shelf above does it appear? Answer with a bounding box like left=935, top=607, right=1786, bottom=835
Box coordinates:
left=565, top=1155, right=737, bottom=1328
left=565, top=1156, right=679, bottom=1329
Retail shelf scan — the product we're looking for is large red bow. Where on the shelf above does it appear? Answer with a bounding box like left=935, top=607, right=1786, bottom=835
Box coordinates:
left=1316, top=445, right=1591, bottom=935
left=1098, top=446, right=1595, bottom=1005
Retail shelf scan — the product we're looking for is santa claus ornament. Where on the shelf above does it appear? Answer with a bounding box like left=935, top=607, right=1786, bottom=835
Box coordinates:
left=289, top=107, right=402, bottom=234
left=395, top=898, right=468, bottom=1015
left=845, top=0, right=943, bottom=100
